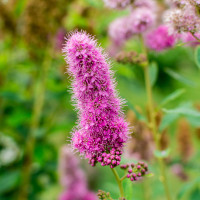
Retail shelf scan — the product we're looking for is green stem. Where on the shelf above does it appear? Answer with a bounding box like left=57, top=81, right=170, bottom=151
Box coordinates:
left=144, top=65, right=172, bottom=200
left=143, top=179, right=151, bottom=200
left=120, top=174, right=127, bottom=182
left=140, top=36, right=172, bottom=200
left=17, top=50, right=51, bottom=200
left=111, top=168, right=124, bottom=198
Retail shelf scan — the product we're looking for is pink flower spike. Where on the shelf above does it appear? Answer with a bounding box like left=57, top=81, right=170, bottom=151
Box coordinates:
left=63, top=31, right=129, bottom=167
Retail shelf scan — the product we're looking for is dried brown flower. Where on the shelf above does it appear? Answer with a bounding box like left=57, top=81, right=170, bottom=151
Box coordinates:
left=125, top=110, right=154, bottom=161
left=176, top=118, right=193, bottom=162
left=0, top=1, right=16, bottom=36
left=115, top=51, right=147, bottom=65
left=23, top=0, right=69, bottom=58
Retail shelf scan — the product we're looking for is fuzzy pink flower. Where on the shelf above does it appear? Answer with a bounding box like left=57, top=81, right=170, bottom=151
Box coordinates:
left=63, top=32, right=129, bottom=167
left=129, top=8, right=156, bottom=34
left=145, top=25, right=176, bottom=51
left=164, top=4, right=200, bottom=34
left=108, top=16, right=133, bottom=45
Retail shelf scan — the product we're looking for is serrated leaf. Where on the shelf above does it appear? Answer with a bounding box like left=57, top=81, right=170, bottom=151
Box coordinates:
left=195, top=46, right=200, bottom=69
left=149, top=62, right=158, bottom=86
left=165, top=68, right=195, bottom=86
left=160, top=89, right=185, bottom=107
left=162, top=102, right=200, bottom=128
left=154, top=149, right=170, bottom=158
left=159, top=113, right=179, bottom=132
left=163, top=107, right=200, bottom=117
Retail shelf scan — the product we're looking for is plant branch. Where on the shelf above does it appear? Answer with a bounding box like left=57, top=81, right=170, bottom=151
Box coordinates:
left=140, top=35, right=172, bottom=200
left=17, top=49, right=52, bottom=200
left=190, top=32, right=200, bottom=42
left=111, top=168, right=125, bottom=198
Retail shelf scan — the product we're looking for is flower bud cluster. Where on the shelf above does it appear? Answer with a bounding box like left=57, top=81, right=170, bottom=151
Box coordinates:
left=120, top=161, right=148, bottom=181
left=89, top=148, right=122, bottom=168
left=115, top=51, right=147, bottom=65
left=97, top=190, right=113, bottom=200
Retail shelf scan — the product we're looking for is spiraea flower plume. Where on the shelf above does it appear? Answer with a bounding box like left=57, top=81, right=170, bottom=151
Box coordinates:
left=63, top=31, right=129, bottom=168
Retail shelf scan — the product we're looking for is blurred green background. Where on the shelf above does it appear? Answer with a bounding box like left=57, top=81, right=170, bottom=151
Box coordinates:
left=0, top=0, right=200, bottom=200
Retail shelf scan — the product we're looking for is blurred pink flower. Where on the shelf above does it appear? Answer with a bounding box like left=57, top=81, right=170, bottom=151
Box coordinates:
left=55, top=28, right=66, bottom=50
left=59, top=146, right=96, bottom=200
left=108, top=7, right=156, bottom=46
left=164, top=1, right=200, bottom=34
left=108, top=16, right=133, bottom=46
left=145, top=25, right=176, bottom=51
left=129, top=8, right=156, bottom=34
left=180, top=32, right=200, bottom=46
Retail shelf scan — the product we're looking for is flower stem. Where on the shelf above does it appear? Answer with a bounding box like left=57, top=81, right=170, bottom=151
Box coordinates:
left=140, top=35, right=172, bottom=200
left=111, top=168, right=125, bottom=198
left=120, top=174, right=127, bottom=182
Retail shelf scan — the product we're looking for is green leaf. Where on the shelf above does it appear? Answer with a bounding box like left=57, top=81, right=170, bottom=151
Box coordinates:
left=177, top=177, right=200, bottom=200
left=149, top=62, right=158, bottom=86
left=163, top=107, right=200, bottom=117
left=0, top=170, right=20, bottom=194
left=186, top=115, right=200, bottom=127
left=195, top=45, right=200, bottom=69
left=190, top=188, right=200, bottom=200
left=154, top=149, right=171, bottom=158
left=177, top=182, right=194, bottom=200
left=164, top=68, right=195, bottom=86
left=162, top=102, right=200, bottom=128
left=159, top=113, right=179, bottom=132
left=160, top=89, right=186, bottom=107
